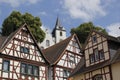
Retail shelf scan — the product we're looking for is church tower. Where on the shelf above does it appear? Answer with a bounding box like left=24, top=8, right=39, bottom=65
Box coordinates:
left=52, top=17, right=66, bottom=43
left=40, top=17, right=66, bottom=49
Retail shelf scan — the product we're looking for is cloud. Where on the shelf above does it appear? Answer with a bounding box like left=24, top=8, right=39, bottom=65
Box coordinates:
left=0, top=0, right=40, bottom=8
left=107, top=23, right=120, bottom=37
left=62, top=0, right=108, bottom=21
left=38, top=11, right=47, bottom=16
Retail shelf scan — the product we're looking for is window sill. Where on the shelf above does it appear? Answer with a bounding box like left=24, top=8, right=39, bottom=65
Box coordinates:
left=21, top=73, right=39, bottom=77
left=2, top=70, right=10, bottom=73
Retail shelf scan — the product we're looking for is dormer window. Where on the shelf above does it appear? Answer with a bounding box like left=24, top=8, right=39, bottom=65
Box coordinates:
left=20, top=46, right=29, bottom=54
left=92, top=35, right=97, bottom=43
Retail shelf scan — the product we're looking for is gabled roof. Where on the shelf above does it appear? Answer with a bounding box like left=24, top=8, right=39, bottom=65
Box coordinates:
left=0, top=23, right=49, bottom=64
left=0, top=36, right=7, bottom=49
left=70, top=30, right=120, bottom=77
left=70, top=57, right=85, bottom=77
left=83, top=30, right=120, bottom=49
left=42, top=34, right=81, bottom=65
left=0, top=26, right=21, bottom=50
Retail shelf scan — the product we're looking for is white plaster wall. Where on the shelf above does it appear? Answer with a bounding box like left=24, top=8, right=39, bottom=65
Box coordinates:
left=55, top=30, right=66, bottom=43
left=39, top=31, right=55, bottom=49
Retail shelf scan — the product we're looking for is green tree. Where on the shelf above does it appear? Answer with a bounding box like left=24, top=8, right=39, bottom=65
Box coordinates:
left=1, top=11, right=45, bottom=43
left=71, top=22, right=108, bottom=45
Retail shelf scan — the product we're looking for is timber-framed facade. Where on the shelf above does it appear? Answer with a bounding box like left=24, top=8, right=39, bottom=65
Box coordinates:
left=0, top=24, right=48, bottom=80
left=42, top=34, right=83, bottom=80
left=0, top=23, right=83, bottom=80
left=1, top=23, right=120, bottom=80
left=69, top=30, right=120, bottom=80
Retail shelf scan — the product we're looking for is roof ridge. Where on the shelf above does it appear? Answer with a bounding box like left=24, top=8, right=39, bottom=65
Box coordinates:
left=93, top=30, right=119, bottom=42
left=42, top=34, right=74, bottom=64
left=43, top=34, right=73, bottom=51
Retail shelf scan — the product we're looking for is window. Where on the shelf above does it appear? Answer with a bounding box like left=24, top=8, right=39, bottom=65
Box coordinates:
left=99, top=50, right=104, bottom=60
left=21, top=63, right=27, bottom=74
left=92, top=35, right=97, bottom=43
left=33, top=66, right=39, bottom=76
left=28, top=65, right=33, bottom=75
left=63, top=70, right=70, bottom=77
left=94, top=49, right=99, bottom=61
left=20, top=46, right=29, bottom=54
left=46, top=40, right=50, bottom=46
left=69, top=55, right=75, bottom=65
left=90, top=54, right=95, bottom=63
left=72, top=41, right=76, bottom=46
left=89, top=49, right=105, bottom=64
left=93, top=74, right=103, bottom=80
left=21, top=63, right=39, bottom=76
left=22, top=30, right=28, bottom=37
left=3, top=60, right=10, bottom=72
left=60, top=31, right=62, bottom=36
left=90, top=49, right=105, bottom=64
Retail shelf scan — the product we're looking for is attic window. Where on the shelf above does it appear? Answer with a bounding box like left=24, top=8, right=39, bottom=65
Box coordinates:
left=22, top=30, right=28, bottom=37
left=20, top=46, right=29, bottom=54
left=92, top=35, right=97, bottom=43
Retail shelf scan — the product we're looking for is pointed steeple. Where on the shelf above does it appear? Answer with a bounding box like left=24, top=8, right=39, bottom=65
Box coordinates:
left=55, top=16, right=61, bottom=28
left=52, top=16, right=62, bottom=37
left=52, top=17, right=66, bottom=43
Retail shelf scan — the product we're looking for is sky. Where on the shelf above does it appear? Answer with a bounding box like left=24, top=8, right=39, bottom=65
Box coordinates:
left=0, top=0, right=120, bottom=37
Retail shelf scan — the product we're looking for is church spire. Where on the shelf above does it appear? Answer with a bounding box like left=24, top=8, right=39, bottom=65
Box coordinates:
left=52, top=17, right=66, bottom=39
left=55, top=16, right=61, bottom=28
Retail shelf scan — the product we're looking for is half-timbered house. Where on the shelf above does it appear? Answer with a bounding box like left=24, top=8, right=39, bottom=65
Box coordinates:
left=42, top=34, right=83, bottom=80
left=0, top=24, right=48, bottom=80
left=69, top=30, right=120, bottom=80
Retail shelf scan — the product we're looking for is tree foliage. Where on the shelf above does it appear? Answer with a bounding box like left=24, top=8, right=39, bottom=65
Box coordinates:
left=1, top=11, right=45, bottom=43
left=71, top=22, right=108, bottom=45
